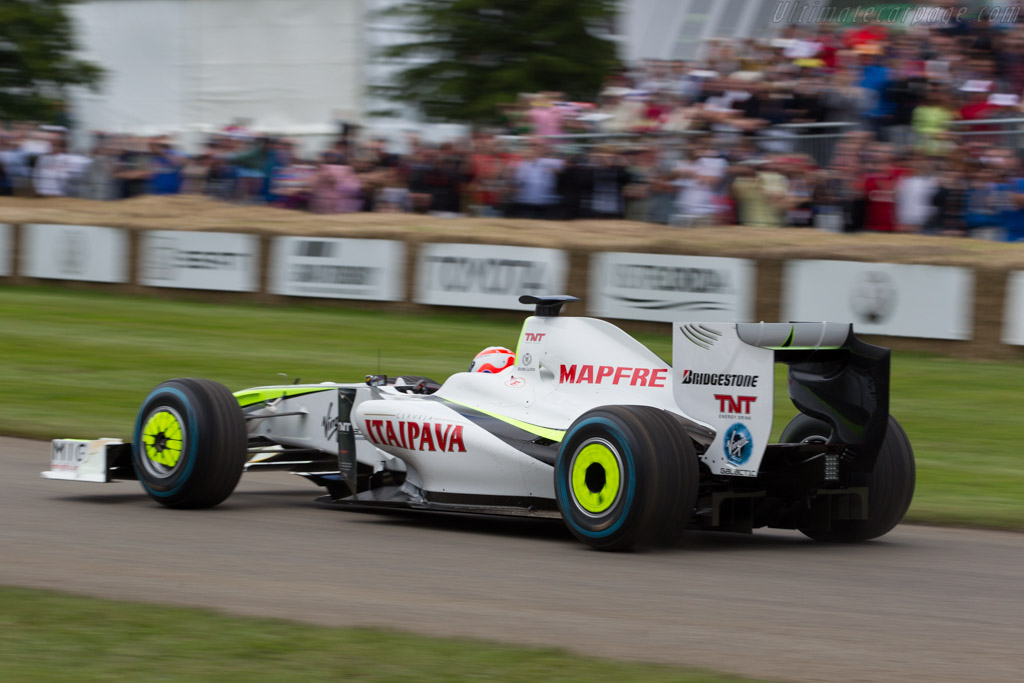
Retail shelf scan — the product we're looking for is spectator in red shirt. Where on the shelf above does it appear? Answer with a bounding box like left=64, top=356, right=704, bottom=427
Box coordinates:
left=843, top=12, right=889, bottom=51
left=860, top=144, right=907, bottom=232
left=466, top=134, right=507, bottom=216
left=959, top=82, right=995, bottom=123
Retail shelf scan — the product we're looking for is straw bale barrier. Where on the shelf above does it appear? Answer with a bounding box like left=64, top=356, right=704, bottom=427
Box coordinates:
left=2, top=196, right=1023, bottom=360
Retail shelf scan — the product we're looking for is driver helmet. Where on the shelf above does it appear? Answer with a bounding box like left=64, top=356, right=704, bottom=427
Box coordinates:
left=469, top=346, right=515, bottom=373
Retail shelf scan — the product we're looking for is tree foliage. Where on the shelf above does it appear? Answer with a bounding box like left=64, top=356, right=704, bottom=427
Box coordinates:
left=376, top=0, right=621, bottom=124
left=0, top=0, right=103, bottom=122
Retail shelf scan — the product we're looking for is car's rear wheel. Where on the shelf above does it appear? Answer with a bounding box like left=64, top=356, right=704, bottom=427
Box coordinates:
left=782, top=414, right=915, bottom=542
left=132, top=378, right=247, bottom=509
left=555, top=406, right=699, bottom=551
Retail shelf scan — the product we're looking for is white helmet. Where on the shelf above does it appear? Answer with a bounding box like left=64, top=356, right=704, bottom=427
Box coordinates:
left=469, top=346, right=515, bottom=373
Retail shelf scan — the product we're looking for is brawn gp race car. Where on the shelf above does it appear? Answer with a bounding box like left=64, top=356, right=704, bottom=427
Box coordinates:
left=44, top=295, right=915, bottom=551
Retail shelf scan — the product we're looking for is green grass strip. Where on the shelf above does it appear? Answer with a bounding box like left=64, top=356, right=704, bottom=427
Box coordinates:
left=0, top=587, right=752, bottom=682
left=2, top=285, right=1023, bottom=530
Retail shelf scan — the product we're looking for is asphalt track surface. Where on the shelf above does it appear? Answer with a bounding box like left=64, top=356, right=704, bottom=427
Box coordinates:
left=3, top=436, right=1022, bottom=682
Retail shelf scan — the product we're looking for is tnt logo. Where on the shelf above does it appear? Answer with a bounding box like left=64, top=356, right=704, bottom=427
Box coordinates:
left=715, top=394, right=757, bottom=415
left=524, top=332, right=546, bottom=342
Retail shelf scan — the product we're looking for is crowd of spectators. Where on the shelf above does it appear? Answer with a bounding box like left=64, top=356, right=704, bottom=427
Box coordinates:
left=4, top=7, right=1024, bottom=240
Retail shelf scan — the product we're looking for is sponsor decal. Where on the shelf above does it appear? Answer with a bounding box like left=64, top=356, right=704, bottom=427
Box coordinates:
left=364, top=419, right=467, bottom=453
left=59, top=229, right=88, bottom=276
left=559, top=365, right=669, bottom=388
left=784, top=260, right=972, bottom=340
left=505, top=375, right=526, bottom=388
left=679, top=323, right=722, bottom=350
left=590, top=253, right=755, bottom=323
left=321, top=402, right=351, bottom=441
left=715, top=394, right=757, bottom=419
left=51, top=441, right=88, bottom=472
left=850, top=270, right=898, bottom=324
left=681, top=370, right=759, bottom=387
left=720, top=466, right=757, bottom=477
left=0, top=224, right=10, bottom=277
left=291, top=263, right=376, bottom=286
left=271, top=237, right=404, bottom=301
left=417, top=244, right=567, bottom=310
left=608, top=265, right=734, bottom=312
left=1005, top=271, right=1024, bottom=346
left=289, top=240, right=378, bottom=286
left=150, top=244, right=251, bottom=276
left=142, top=232, right=258, bottom=291
left=426, top=256, right=548, bottom=294
left=724, top=423, right=754, bottom=466
left=524, top=332, right=546, bottom=342
left=613, top=264, right=734, bottom=294
left=516, top=352, right=537, bottom=373
left=23, top=224, right=128, bottom=283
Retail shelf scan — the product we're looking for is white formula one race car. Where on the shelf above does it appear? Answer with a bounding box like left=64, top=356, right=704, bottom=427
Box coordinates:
left=44, top=296, right=915, bottom=551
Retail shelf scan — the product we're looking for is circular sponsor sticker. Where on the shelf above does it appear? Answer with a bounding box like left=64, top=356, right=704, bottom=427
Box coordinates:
left=723, top=423, right=753, bottom=466
left=850, top=270, right=898, bottom=324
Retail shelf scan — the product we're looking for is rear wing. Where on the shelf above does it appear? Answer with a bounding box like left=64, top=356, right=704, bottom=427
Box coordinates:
left=673, top=323, right=889, bottom=477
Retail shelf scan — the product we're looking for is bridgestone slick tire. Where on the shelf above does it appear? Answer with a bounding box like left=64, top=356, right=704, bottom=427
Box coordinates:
left=782, top=414, right=916, bottom=542
left=132, top=378, right=247, bottom=509
left=555, top=406, right=699, bottom=552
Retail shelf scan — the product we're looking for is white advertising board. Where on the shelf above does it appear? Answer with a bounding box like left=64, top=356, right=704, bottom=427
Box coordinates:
left=20, top=223, right=128, bottom=283
left=589, top=252, right=755, bottom=323
left=416, top=243, right=568, bottom=310
left=0, top=223, right=10, bottom=277
left=783, top=260, right=973, bottom=340
left=1003, top=271, right=1024, bottom=346
left=140, top=231, right=259, bottom=292
left=270, top=237, right=405, bottom=301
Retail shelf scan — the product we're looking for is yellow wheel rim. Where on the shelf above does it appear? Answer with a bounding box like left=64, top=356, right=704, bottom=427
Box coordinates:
left=571, top=440, right=622, bottom=514
left=142, top=409, right=184, bottom=468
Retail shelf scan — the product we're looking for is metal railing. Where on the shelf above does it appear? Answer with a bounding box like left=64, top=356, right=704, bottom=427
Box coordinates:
left=500, top=117, right=1024, bottom=167
left=753, top=122, right=860, bottom=167
left=949, top=117, right=1024, bottom=152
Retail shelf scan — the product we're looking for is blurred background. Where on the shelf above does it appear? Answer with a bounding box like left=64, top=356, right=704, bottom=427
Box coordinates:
left=4, top=0, right=1024, bottom=237
left=3, top=6, right=1024, bottom=682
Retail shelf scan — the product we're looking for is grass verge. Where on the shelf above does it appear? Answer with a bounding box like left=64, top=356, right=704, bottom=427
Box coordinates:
left=0, top=586, right=752, bottom=682
left=2, top=285, right=1022, bottom=530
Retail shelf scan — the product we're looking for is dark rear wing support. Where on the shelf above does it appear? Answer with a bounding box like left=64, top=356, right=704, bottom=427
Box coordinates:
left=519, top=295, right=579, bottom=317
left=736, top=323, right=891, bottom=469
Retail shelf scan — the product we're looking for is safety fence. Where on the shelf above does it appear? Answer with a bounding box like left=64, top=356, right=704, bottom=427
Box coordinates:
left=518, top=117, right=1024, bottom=168
left=949, top=117, right=1024, bottom=152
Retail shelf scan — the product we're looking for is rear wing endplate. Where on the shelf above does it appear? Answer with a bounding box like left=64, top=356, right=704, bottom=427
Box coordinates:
left=674, top=323, right=889, bottom=477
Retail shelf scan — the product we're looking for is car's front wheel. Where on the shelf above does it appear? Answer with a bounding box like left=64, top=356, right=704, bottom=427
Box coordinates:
left=132, top=378, right=247, bottom=509
left=555, top=406, right=699, bottom=551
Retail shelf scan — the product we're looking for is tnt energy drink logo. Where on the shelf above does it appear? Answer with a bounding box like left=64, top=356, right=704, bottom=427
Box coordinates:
left=715, top=394, right=756, bottom=420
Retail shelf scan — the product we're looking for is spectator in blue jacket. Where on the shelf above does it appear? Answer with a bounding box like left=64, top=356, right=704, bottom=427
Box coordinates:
left=999, top=159, right=1024, bottom=242
left=859, top=53, right=893, bottom=138
left=148, top=139, right=184, bottom=195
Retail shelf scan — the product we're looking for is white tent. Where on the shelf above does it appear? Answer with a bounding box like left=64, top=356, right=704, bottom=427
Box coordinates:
left=66, top=0, right=779, bottom=152
left=69, top=0, right=366, bottom=150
